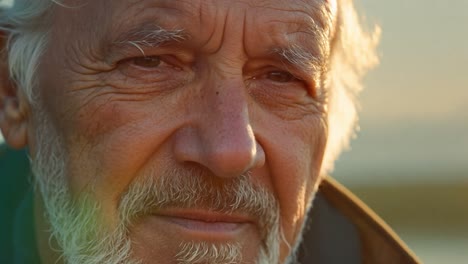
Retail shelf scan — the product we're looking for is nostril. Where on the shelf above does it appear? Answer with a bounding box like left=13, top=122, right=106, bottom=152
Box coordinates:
left=173, top=123, right=262, bottom=178
left=173, top=126, right=204, bottom=164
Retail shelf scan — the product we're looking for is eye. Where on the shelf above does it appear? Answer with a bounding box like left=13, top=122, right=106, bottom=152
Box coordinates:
left=266, top=71, right=298, bottom=83
left=132, top=56, right=162, bottom=68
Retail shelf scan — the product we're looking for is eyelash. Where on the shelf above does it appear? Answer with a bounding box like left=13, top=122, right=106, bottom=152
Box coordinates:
left=130, top=56, right=163, bottom=68
left=122, top=55, right=181, bottom=70
left=119, top=54, right=308, bottom=88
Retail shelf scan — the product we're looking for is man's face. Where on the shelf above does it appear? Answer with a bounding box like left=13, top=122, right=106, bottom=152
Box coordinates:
left=31, top=0, right=334, bottom=263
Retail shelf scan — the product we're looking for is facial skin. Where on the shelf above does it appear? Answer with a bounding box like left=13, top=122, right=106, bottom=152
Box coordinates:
left=1, top=0, right=336, bottom=263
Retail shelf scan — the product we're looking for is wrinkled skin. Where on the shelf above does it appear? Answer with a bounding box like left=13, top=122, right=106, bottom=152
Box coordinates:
left=0, top=0, right=336, bottom=263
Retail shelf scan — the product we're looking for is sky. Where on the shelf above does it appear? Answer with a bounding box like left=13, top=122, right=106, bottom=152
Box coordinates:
left=1, top=0, right=467, bottom=185
left=353, top=0, right=467, bottom=123
left=333, top=0, right=468, bottom=185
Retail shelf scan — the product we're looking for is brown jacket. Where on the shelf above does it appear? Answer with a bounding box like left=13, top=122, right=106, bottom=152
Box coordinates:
left=298, top=177, right=421, bottom=264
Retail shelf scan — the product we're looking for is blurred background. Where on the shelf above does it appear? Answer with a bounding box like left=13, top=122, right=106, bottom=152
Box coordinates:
left=1, top=0, right=467, bottom=263
left=333, top=0, right=468, bottom=263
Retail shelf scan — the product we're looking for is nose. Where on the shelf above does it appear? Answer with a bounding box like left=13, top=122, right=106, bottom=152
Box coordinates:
left=173, top=77, right=265, bottom=178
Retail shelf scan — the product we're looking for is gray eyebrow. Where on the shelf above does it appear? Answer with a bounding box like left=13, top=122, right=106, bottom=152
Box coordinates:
left=271, top=44, right=325, bottom=74
left=270, top=10, right=331, bottom=75
left=112, top=24, right=188, bottom=56
left=111, top=24, right=325, bottom=73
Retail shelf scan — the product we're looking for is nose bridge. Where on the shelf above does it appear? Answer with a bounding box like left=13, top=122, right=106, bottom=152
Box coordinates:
left=197, top=73, right=259, bottom=177
left=173, top=10, right=265, bottom=177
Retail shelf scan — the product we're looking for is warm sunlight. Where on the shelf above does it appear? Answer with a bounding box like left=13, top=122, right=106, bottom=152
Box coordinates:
left=333, top=1, right=468, bottom=263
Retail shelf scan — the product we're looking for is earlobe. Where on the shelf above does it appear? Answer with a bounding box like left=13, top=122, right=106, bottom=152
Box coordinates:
left=0, top=31, right=30, bottom=149
left=0, top=95, right=29, bottom=149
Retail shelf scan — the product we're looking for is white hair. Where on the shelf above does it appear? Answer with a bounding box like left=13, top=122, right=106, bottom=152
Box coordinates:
left=0, top=0, right=55, bottom=103
left=1, top=0, right=379, bottom=172
left=30, top=108, right=138, bottom=264
left=324, top=0, right=381, bottom=173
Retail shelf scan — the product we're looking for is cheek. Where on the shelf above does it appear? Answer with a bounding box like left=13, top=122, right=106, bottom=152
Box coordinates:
left=57, top=92, right=186, bottom=209
left=263, top=115, right=327, bottom=242
left=274, top=144, right=320, bottom=234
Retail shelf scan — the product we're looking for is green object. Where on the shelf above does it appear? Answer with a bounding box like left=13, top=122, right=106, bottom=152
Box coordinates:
left=0, top=144, right=34, bottom=263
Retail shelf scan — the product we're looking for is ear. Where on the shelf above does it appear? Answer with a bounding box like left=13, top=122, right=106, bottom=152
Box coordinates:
left=0, top=30, right=30, bottom=149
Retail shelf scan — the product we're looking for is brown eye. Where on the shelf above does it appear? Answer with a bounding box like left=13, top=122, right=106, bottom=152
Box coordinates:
left=267, top=71, right=296, bottom=83
left=132, top=56, right=161, bottom=68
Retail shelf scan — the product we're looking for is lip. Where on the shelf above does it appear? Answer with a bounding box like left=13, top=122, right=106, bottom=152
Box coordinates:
left=153, top=209, right=253, bottom=233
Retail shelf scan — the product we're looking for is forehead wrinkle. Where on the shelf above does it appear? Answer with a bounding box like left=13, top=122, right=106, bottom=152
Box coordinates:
left=244, top=0, right=333, bottom=65
left=247, top=0, right=333, bottom=30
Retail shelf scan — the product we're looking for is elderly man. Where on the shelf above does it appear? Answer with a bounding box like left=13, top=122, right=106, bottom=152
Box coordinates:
left=0, top=0, right=419, bottom=263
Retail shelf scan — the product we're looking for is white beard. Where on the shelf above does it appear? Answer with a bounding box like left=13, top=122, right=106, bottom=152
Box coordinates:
left=31, top=111, right=137, bottom=264
left=30, top=110, right=314, bottom=264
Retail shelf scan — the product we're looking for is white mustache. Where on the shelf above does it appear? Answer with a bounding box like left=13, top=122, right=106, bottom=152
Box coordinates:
left=119, top=165, right=279, bottom=239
